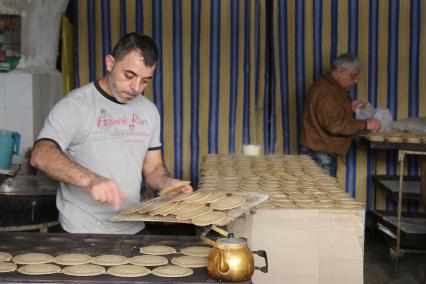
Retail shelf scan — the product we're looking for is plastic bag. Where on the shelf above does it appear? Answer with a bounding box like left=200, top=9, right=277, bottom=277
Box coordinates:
left=374, top=107, right=393, bottom=133
left=391, top=117, right=426, bottom=135
left=355, top=103, right=393, bottom=133
left=355, top=102, right=375, bottom=119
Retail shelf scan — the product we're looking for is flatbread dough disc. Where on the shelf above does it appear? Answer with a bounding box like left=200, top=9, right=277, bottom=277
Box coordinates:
left=182, top=192, right=213, bottom=203
left=173, top=203, right=205, bottom=215
left=192, top=192, right=226, bottom=204
left=0, top=262, right=17, bottom=273
left=137, top=200, right=172, bottom=215
left=337, top=201, right=363, bottom=208
left=17, top=263, right=61, bottom=275
left=140, top=245, right=177, bottom=255
left=184, top=192, right=214, bottom=204
left=256, top=201, right=278, bottom=209
left=160, top=202, right=186, bottom=216
left=315, top=200, right=336, bottom=207
left=149, top=202, right=180, bottom=216
left=91, top=255, right=129, bottom=266
left=62, top=264, right=106, bottom=276
left=294, top=200, right=316, bottom=208
left=129, top=255, right=168, bottom=266
left=271, top=200, right=297, bottom=208
left=152, top=265, right=193, bottom=277
left=107, top=264, right=151, bottom=277
left=168, top=192, right=196, bottom=203
left=405, top=135, right=422, bottom=143
left=368, top=134, right=385, bottom=142
left=386, top=135, right=403, bottom=143
left=120, top=200, right=153, bottom=215
left=54, top=253, right=92, bottom=265
left=210, top=195, right=246, bottom=210
left=176, top=206, right=213, bottom=221
left=191, top=211, right=227, bottom=226
left=180, top=246, right=211, bottom=257
left=137, top=199, right=172, bottom=214
left=171, top=256, right=208, bottom=268
left=162, top=202, right=192, bottom=216
left=269, top=195, right=290, bottom=202
left=12, top=253, right=54, bottom=265
left=0, top=252, right=12, bottom=262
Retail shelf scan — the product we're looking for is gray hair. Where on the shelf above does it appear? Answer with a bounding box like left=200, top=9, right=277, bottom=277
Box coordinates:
left=331, top=53, right=362, bottom=71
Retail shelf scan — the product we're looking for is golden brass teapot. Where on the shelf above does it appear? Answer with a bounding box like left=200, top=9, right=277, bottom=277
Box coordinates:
left=201, top=226, right=268, bottom=282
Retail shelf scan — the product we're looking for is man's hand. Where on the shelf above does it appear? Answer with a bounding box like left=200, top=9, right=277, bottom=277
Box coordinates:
left=366, top=118, right=381, bottom=133
left=352, top=99, right=367, bottom=112
left=31, top=140, right=128, bottom=210
left=159, top=179, right=193, bottom=195
left=178, top=182, right=193, bottom=193
left=87, top=176, right=128, bottom=209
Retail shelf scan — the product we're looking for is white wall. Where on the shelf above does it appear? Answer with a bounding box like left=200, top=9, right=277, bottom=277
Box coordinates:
left=0, top=0, right=69, bottom=70
left=0, top=0, right=68, bottom=166
left=0, top=71, right=63, bottom=163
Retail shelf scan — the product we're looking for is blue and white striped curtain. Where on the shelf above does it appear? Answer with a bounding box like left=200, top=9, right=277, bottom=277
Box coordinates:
left=73, top=0, right=425, bottom=212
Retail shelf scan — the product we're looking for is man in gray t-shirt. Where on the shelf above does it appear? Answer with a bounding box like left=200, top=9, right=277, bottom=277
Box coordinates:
left=31, top=33, right=192, bottom=234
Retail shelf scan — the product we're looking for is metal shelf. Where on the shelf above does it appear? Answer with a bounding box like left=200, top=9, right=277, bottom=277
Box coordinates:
left=372, top=175, right=421, bottom=201
left=365, top=138, right=426, bottom=278
left=368, top=210, right=426, bottom=247
left=369, top=141, right=426, bottom=152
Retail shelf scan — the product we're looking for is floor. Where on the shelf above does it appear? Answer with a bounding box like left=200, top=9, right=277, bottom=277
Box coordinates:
left=364, top=227, right=426, bottom=284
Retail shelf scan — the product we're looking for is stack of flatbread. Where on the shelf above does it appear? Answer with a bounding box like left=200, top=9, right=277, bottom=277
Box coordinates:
left=367, top=131, right=426, bottom=144
left=197, top=154, right=364, bottom=210
left=118, top=191, right=247, bottom=226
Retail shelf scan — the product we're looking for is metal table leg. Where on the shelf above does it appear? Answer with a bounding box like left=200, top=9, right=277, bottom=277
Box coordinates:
left=424, top=265, right=426, bottom=284
left=394, top=150, right=405, bottom=278
left=392, top=252, right=399, bottom=279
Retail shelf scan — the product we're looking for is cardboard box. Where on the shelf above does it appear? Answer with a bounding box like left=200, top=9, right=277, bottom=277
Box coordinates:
left=227, top=208, right=365, bottom=284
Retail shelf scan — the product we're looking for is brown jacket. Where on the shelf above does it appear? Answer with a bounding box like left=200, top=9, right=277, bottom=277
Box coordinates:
left=300, top=73, right=366, bottom=156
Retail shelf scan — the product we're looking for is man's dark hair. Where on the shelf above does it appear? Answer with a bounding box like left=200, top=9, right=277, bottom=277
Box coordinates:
left=111, top=33, right=158, bottom=67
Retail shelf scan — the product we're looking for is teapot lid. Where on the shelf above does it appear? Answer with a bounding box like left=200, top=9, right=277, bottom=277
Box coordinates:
left=217, top=234, right=246, bottom=246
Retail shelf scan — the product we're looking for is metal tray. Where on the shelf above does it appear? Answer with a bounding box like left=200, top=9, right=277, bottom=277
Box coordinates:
left=0, top=175, right=58, bottom=196
left=0, top=232, right=243, bottom=283
left=112, top=192, right=268, bottom=226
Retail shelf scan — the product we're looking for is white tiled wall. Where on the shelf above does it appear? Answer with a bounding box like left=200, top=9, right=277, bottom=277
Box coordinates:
left=4, top=73, right=33, bottom=108
left=0, top=70, right=63, bottom=164
left=0, top=76, right=6, bottom=129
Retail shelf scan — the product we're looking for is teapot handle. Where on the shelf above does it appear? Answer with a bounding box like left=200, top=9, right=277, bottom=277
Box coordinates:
left=200, top=225, right=228, bottom=249
left=210, top=225, right=229, bottom=237
left=201, top=235, right=217, bottom=248
left=252, top=250, right=268, bottom=273
left=218, top=248, right=230, bottom=273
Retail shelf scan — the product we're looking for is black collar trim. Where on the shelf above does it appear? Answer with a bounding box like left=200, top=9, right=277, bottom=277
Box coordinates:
left=94, top=80, right=125, bottom=105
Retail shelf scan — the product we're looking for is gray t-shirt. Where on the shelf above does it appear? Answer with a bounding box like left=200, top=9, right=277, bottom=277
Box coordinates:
left=37, top=81, right=161, bottom=234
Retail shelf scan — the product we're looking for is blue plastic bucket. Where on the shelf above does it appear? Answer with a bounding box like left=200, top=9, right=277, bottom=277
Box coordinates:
left=0, top=129, right=20, bottom=169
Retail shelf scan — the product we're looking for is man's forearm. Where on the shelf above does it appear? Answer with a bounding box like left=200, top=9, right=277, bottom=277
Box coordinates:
left=143, top=164, right=174, bottom=191
left=30, top=141, right=97, bottom=189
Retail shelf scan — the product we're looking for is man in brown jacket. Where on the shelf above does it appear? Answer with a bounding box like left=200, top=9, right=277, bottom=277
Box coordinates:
left=300, top=53, right=381, bottom=177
